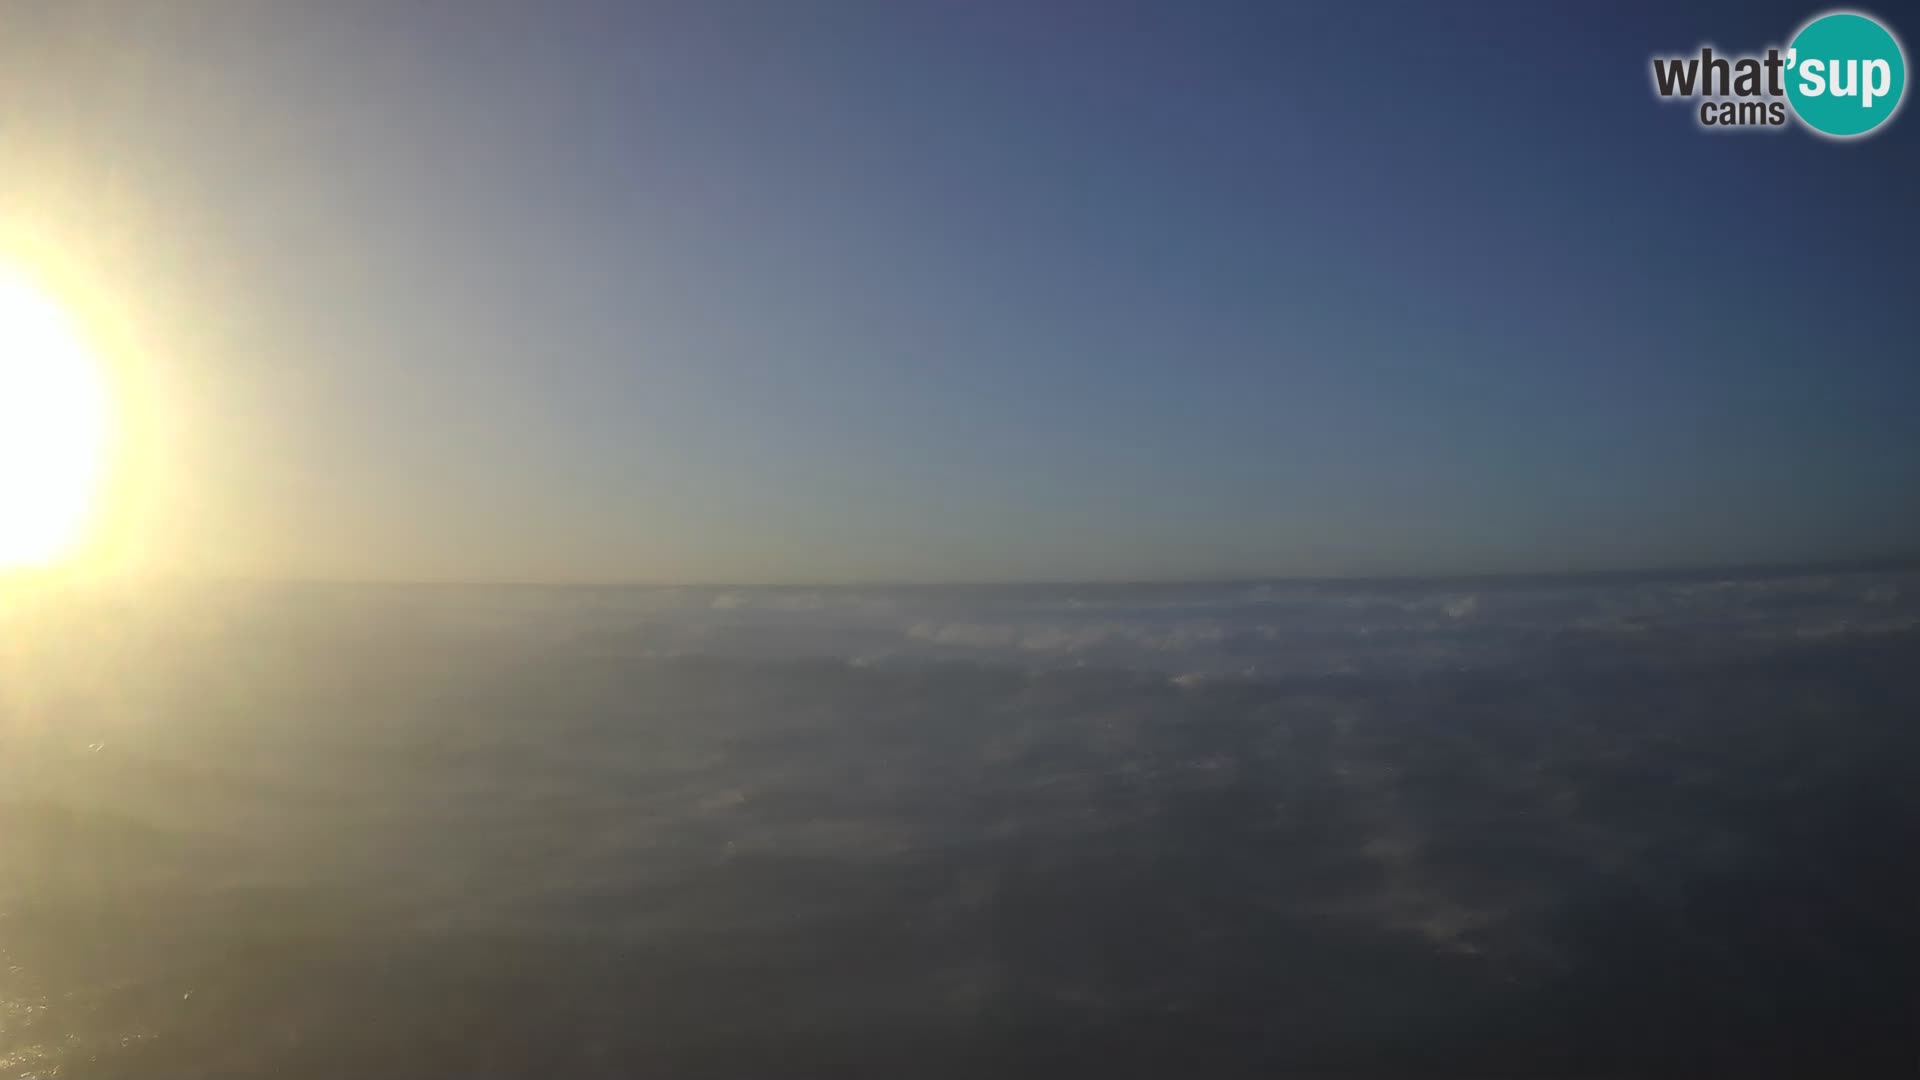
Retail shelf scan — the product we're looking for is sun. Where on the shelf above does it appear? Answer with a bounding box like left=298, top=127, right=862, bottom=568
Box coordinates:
left=0, top=265, right=113, bottom=569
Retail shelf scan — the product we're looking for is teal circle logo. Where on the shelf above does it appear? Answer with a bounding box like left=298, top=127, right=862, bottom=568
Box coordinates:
left=1786, top=12, right=1907, bottom=137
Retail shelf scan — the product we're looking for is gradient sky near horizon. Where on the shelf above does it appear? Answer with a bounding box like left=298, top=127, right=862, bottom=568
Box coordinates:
left=2, top=0, right=1916, bottom=583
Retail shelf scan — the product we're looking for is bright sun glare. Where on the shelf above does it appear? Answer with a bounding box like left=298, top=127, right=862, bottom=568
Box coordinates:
left=0, top=265, right=112, bottom=569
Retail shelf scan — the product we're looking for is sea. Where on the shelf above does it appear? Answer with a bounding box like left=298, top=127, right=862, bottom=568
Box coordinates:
left=4, top=567, right=1919, bottom=1077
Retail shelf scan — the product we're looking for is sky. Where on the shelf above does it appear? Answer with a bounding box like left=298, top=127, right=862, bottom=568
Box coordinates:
left=1, top=0, right=1916, bottom=584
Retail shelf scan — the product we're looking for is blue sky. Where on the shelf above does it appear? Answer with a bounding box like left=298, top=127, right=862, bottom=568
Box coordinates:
left=2, top=0, right=1916, bottom=581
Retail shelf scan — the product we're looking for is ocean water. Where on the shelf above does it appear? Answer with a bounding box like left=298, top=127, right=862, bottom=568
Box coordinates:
left=4, top=569, right=1920, bottom=1077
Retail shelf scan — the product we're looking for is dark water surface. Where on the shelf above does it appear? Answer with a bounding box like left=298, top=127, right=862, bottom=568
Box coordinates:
left=4, top=571, right=1919, bottom=1076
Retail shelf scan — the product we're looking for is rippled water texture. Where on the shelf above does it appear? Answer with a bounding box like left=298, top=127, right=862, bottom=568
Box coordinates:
left=4, top=570, right=1919, bottom=1076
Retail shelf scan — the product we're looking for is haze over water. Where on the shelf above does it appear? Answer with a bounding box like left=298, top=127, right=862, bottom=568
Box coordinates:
left=6, top=568, right=1920, bottom=1076
left=5, top=1, right=1920, bottom=1076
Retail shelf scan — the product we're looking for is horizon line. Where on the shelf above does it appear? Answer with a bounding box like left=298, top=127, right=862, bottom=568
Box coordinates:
left=98, top=552, right=1920, bottom=592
